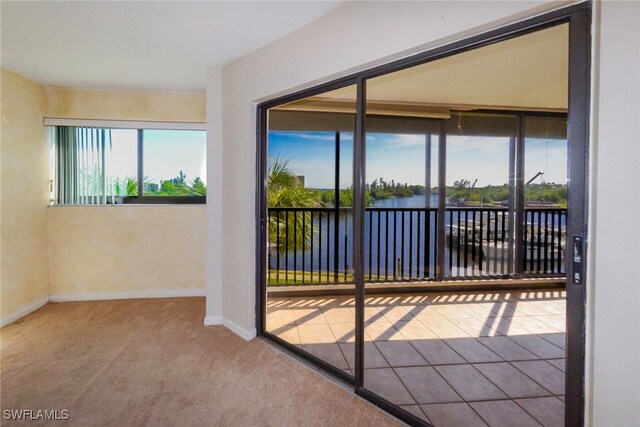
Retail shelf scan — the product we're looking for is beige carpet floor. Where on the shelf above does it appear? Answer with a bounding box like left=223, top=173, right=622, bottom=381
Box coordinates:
left=1, top=298, right=399, bottom=426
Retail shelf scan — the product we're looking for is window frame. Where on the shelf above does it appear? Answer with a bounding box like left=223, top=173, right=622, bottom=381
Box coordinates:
left=45, top=118, right=207, bottom=205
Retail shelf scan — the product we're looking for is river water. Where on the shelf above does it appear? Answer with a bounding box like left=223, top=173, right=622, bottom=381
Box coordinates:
left=371, top=194, right=438, bottom=208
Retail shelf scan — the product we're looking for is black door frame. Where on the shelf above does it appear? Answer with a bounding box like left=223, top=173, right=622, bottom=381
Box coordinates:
left=256, top=3, right=590, bottom=425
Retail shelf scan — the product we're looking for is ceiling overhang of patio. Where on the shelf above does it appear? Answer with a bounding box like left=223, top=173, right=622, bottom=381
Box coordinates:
left=272, top=24, right=568, bottom=121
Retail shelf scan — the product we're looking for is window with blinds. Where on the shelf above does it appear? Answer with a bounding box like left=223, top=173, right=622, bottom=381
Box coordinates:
left=54, top=126, right=206, bottom=205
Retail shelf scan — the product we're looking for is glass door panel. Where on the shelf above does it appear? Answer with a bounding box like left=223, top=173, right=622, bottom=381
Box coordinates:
left=357, top=24, right=567, bottom=426
left=361, top=70, right=444, bottom=423
left=264, top=85, right=357, bottom=376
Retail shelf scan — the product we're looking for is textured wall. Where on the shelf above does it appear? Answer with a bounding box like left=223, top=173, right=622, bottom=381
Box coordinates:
left=46, top=87, right=205, bottom=122
left=45, top=87, right=207, bottom=299
left=1, top=71, right=207, bottom=324
left=590, top=1, right=640, bottom=425
left=48, top=206, right=206, bottom=297
left=0, top=69, right=50, bottom=323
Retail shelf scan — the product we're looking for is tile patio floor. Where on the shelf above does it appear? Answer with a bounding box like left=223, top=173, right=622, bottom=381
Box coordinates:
left=266, top=289, right=566, bottom=427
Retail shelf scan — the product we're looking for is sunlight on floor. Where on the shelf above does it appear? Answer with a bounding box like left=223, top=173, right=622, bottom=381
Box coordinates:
left=267, top=290, right=566, bottom=426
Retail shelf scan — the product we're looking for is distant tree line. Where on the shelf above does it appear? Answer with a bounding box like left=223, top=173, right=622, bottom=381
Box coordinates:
left=114, top=170, right=206, bottom=197
left=368, top=178, right=425, bottom=200
left=319, top=189, right=372, bottom=207
left=446, top=180, right=566, bottom=207
left=319, top=178, right=424, bottom=207
left=265, top=158, right=567, bottom=211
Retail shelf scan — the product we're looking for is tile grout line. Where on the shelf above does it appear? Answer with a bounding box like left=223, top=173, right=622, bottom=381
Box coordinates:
left=503, top=358, right=565, bottom=397
left=351, top=352, right=561, bottom=369
left=456, top=363, right=545, bottom=427
left=356, top=311, right=432, bottom=421
left=512, top=395, right=564, bottom=426
left=368, top=337, right=424, bottom=410
left=497, top=334, right=546, bottom=360
left=537, top=332, right=566, bottom=350
left=324, top=313, right=352, bottom=372
left=424, top=365, right=493, bottom=427
left=529, top=314, right=566, bottom=332
left=419, top=394, right=566, bottom=406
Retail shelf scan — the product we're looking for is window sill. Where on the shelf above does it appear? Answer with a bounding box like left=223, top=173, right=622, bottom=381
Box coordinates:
left=120, top=196, right=206, bottom=205
left=49, top=196, right=206, bottom=207
left=48, top=204, right=206, bottom=208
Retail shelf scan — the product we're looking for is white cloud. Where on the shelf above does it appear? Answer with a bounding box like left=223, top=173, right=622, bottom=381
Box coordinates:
left=269, top=131, right=337, bottom=142
left=447, top=135, right=510, bottom=154
left=367, top=133, right=427, bottom=149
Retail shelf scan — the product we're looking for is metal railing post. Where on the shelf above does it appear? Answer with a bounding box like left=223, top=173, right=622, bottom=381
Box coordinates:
left=436, top=121, right=447, bottom=280
left=514, top=114, right=526, bottom=276
left=334, top=131, right=340, bottom=282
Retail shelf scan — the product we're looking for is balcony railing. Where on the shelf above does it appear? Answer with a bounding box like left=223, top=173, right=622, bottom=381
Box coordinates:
left=267, top=207, right=566, bottom=286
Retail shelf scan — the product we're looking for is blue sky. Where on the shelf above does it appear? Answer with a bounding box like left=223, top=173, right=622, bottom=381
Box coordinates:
left=143, top=130, right=206, bottom=185
left=268, top=131, right=567, bottom=189
left=109, top=129, right=206, bottom=185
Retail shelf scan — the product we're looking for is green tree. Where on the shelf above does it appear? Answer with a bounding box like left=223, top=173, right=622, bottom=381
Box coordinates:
left=189, top=177, right=207, bottom=195
left=114, top=176, right=139, bottom=196
left=320, top=188, right=371, bottom=207
left=267, top=158, right=321, bottom=253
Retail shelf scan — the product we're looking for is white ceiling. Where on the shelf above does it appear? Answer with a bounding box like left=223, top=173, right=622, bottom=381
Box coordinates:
left=0, top=1, right=344, bottom=91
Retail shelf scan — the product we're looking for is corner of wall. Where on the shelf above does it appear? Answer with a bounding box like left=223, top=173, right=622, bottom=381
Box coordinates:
left=222, top=317, right=257, bottom=341
left=584, top=2, right=601, bottom=425
left=205, top=67, right=223, bottom=324
left=0, top=69, right=51, bottom=327
left=203, top=315, right=222, bottom=326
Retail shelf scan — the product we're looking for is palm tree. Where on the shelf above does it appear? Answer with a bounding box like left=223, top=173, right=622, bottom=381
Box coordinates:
left=267, top=158, right=321, bottom=254
left=113, top=176, right=139, bottom=196
left=114, top=176, right=156, bottom=196
left=174, top=177, right=206, bottom=196
left=189, top=177, right=207, bottom=195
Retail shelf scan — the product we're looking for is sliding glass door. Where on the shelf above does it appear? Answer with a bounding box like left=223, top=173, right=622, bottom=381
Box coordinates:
left=257, top=5, right=589, bottom=426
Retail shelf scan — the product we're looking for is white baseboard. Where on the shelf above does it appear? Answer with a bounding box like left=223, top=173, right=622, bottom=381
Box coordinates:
left=1, top=293, right=256, bottom=344
left=1, top=296, right=50, bottom=328
left=203, top=315, right=222, bottom=326
left=222, top=317, right=257, bottom=341
left=49, top=289, right=205, bottom=302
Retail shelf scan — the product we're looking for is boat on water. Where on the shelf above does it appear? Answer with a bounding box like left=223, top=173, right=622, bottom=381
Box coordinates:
left=445, top=217, right=566, bottom=268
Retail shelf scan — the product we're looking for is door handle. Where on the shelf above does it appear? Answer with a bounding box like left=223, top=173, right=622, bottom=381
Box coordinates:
left=572, top=236, right=583, bottom=285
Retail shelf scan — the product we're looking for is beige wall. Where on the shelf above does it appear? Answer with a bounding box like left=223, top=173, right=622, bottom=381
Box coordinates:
left=48, top=206, right=205, bottom=297
left=1, top=70, right=207, bottom=324
left=1, top=69, right=50, bottom=324
left=589, top=1, right=640, bottom=425
left=46, top=84, right=206, bottom=299
left=44, top=86, right=207, bottom=299
left=46, top=87, right=205, bottom=122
